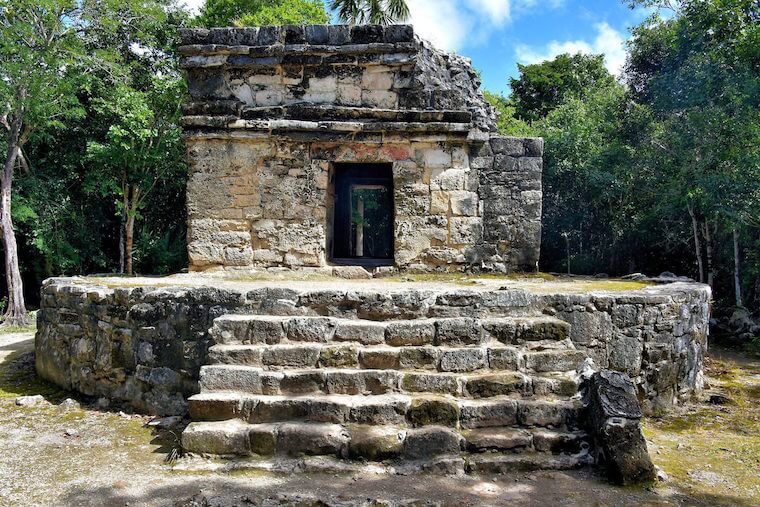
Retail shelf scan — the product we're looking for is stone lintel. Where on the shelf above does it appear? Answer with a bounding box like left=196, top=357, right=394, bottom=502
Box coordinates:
left=180, top=116, right=473, bottom=134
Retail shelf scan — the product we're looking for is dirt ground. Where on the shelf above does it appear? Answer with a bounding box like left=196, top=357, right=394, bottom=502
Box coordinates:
left=1, top=330, right=758, bottom=507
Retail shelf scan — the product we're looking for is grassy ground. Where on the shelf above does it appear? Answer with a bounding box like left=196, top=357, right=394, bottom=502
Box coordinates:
left=1, top=329, right=756, bottom=506
left=643, top=348, right=760, bottom=506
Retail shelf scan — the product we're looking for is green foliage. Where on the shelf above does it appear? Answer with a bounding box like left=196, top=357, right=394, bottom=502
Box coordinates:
left=509, top=53, right=616, bottom=123
left=330, top=0, right=409, bottom=25
left=197, top=0, right=329, bottom=27
left=521, top=0, right=760, bottom=311
left=11, top=0, right=189, bottom=287
left=483, top=91, right=533, bottom=136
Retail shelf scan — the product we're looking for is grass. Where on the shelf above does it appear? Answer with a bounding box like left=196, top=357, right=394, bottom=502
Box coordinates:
left=642, top=351, right=760, bottom=505
left=0, top=348, right=66, bottom=401
left=0, top=323, right=36, bottom=334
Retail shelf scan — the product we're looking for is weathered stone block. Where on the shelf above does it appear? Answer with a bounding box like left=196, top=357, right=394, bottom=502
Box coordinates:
left=401, top=372, right=460, bottom=395
left=404, top=427, right=462, bottom=459
left=277, top=423, right=349, bottom=457
left=398, top=347, right=439, bottom=370
left=435, top=318, right=483, bottom=346
left=319, top=344, right=359, bottom=368
left=406, top=397, right=460, bottom=427
left=348, top=426, right=404, bottom=460
left=386, top=321, right=435, bottom=346
left=288, top=317, right=336, bottom=342
left=466, top=372, right=529, bottom=398
left=358, top=348, right=400, bottom=369
left=459, top=399, right=518, bottom=428
left=438, top=348, right=486, bottom=372
left=463, top=428, right=532, bottom=452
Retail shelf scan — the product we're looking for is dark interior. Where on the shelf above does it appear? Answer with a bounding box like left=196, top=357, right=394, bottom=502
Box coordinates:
left=330, top=163, right=394, bottom=265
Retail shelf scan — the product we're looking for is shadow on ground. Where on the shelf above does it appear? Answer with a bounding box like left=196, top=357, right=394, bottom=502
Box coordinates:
left=0, top=332, right=757, bottom=506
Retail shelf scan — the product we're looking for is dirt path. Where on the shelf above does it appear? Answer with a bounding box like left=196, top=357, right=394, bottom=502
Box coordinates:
left=0, top=331, right=753, bottom=506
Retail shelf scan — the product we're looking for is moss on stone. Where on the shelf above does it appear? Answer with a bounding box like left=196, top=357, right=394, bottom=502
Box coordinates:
left=642, top=351, right=760, bottom=505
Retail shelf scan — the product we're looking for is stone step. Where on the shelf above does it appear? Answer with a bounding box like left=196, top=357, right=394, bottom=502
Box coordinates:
left=208, top=343, right=585, bottom=373
left=199, top=365, right=580, bottom=398
left=210, top=315, right=571, bottom=347
left=465, top=452, right=589, bottom=474
left=181, top=420, right=589, bottom=461
left=188, top=392, right=582, bottom=430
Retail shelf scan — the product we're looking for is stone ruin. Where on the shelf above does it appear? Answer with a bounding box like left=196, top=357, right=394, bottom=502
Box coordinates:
left=181, top=24, right=542, bottom=273
left=32, top=25, right=713, bottom=484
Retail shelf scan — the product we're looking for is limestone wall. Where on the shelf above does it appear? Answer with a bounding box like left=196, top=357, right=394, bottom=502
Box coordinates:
left=35, top=278, right=709, bottom=417
left=186, top=135, right=541, bottom=272
left=180, top=25, right=541, bottom=273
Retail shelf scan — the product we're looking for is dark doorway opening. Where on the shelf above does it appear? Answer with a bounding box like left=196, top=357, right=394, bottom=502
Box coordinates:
left=330, top=163, right=394, bottom=266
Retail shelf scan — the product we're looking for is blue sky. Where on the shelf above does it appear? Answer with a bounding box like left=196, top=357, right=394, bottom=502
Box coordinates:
left=183, top=0, right=661, bottom=95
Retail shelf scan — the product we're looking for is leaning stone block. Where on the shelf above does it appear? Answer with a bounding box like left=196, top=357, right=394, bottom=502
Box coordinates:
left=584, top=370, right=655, bottom=485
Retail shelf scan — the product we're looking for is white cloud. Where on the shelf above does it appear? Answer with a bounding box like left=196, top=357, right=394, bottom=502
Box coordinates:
left=407, top=0, right=475, bottom=52
left=470, top=0, right=512, bottom=24
left=408, top=0, right=565, bottom=52
left=515, top=22, right=627, bottom=76
left=178, top=0, right=569, bottom=55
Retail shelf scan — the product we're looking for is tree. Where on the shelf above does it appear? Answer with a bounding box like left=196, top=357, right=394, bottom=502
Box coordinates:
left=330, top=0, right=409, bottom=25
left=85, top=77, right=186, bottom=276
left=197, top=0, right=329, bottom=27
left=0, top=0, right=87, bottom=325
left=626, top=0, right=760, bottom=294
left=509, top=53, right=616, bottom=123
left=483, top=91, right=533, bottom=137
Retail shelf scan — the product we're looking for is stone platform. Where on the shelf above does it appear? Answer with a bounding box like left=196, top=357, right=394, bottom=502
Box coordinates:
left=35, top=273, right=709, bottom=418
left=34, top=273, right=707, bottom=479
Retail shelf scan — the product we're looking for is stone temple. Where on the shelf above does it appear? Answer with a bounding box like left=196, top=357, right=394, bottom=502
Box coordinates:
left=33, top=25, right=712, bottom=484
left=181, top=24, right=541, bottom=273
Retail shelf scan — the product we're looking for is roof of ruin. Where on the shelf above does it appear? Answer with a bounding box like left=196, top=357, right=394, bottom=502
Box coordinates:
left=179, top=24, right=498, bottom=138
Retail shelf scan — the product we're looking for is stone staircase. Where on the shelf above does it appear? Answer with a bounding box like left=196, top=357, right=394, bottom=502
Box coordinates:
left=181, top=313, right=593, bottom=473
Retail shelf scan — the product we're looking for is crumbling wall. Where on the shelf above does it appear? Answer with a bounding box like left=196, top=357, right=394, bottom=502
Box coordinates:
left=36, top=278, right=709, bottom=416
left=180, top=25, right=542, bottom=273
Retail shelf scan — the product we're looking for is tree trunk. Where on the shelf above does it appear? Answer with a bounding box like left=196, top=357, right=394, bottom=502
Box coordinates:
left=0, top=138, right=28, bottom=326
left=703, top=221, right=715, bottom=288
left=125, top=210, right=135, bottom=276
left=687, top=203, right=705, bottom=283
left=119, top=212, right=125, bottom=274
left=733, top=228, right=743, bottom=308
left=124, top=184, right=140, bottom=276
